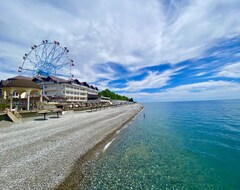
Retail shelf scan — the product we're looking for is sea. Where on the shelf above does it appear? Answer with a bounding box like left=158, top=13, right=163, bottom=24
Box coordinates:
left=78, top=100, right=240, bottom=190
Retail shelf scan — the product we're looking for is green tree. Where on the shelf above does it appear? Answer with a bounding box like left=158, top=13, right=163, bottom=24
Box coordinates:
left=0, top=99, right=8, bottom=111
left=129, top=98, right=134, bottom=102
left=99, top=89, right=130, bottom=101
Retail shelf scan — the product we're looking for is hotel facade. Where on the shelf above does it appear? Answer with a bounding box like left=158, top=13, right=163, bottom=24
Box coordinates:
left=33, top=76, right=99, bottom=102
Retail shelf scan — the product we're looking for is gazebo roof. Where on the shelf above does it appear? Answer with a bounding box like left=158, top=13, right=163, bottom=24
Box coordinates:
left=8, top=75, right=33, bottom=81
left=3, top=79, right=41, bottom=89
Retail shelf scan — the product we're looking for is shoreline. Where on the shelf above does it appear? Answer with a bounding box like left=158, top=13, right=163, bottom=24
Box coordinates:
left=55, top=105, right=143, bottom=190
left=0, top=103, right=143, bottom=189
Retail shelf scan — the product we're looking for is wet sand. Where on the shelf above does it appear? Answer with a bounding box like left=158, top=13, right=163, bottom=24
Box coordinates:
left=0, top=104, right=143, bottom=190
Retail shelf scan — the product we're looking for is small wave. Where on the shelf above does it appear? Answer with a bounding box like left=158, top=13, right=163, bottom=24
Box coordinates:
left=103, top=138, right=115, bottom=152
left=123, top=121, right=132, bottom=129
left=222, top=124, right=240, bottom=133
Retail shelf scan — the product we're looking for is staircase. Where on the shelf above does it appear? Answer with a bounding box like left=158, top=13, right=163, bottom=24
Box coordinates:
left=43, top=93, right=50, bottom=101
left=7, top=111, right=22, bottom=123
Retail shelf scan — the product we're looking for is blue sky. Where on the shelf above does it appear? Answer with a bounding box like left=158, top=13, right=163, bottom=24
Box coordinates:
left=0, top=0, right=240, bottom=102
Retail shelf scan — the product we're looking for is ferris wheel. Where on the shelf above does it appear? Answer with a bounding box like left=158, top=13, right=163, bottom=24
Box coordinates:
left=18, top=40, right=74, bottom=78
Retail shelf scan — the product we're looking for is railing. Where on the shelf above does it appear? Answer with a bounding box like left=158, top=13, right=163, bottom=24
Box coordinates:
left=65, top=87, right=87, bottom=93
left=44, top=87, right=57, bottom=91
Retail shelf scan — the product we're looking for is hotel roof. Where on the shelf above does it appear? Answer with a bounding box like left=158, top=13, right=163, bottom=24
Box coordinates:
left=1, top=75, right=99, bottom=91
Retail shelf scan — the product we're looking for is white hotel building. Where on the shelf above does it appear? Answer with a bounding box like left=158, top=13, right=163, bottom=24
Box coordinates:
left=33, top=76, right=99, bottom=102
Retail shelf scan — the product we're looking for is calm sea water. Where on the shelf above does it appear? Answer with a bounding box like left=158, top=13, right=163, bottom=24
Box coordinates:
left=79, top=100, right=240, bottom=190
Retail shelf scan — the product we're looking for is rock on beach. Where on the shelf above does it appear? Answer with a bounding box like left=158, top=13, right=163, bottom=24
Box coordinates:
left=0, top=103, right=143, bottom=189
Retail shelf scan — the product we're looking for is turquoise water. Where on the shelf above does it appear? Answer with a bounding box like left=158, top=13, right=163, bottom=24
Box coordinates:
left=79, top=100, right=240, bottom=190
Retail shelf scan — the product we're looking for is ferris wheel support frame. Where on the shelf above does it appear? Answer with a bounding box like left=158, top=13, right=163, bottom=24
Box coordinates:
left=18, top=40, right=74, bottom=78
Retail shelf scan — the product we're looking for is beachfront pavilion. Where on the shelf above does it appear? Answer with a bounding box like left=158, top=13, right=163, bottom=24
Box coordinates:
left=2, top=79, right=42, bottom=111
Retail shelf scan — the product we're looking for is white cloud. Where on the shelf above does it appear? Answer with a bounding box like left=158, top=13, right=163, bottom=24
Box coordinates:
left=0, top=0, right=164, bottom=80
left=217, top=62, right=240, bottom=78
left=124, top=80, right=240, bottom=102
left=95, top=80, right=112, bottom=91
left=155, top=0, right=240, bottom=64
left=0, top=72, right=16, bottom=81
left=195, top=72, right=207, bottom=77
left=118, top=69, right=173, bottom=92
left=1, top=0, right=240, bottom=104
left=1, top=0, right=240, bottom=81
left=168, top=80, right=235, bottom=92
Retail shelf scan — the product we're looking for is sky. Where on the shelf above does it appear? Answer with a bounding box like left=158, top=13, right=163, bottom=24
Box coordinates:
left=0, top=0, right=240, bottom=102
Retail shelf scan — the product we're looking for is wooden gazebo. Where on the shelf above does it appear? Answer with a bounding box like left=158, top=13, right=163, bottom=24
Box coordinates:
left=2, top=79, right=42, bottom=111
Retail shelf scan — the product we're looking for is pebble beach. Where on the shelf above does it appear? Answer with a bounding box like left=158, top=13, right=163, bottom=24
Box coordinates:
left=0, top=104, right=143, bottom=189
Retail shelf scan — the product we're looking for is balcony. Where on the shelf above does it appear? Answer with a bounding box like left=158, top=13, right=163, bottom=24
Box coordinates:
left=44, top=87, right=57, bottom=91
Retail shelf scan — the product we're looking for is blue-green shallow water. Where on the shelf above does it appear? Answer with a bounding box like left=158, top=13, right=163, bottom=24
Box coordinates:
left=79, top=100, right=240, bottom=190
